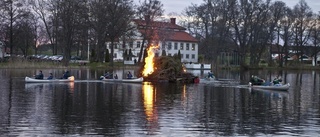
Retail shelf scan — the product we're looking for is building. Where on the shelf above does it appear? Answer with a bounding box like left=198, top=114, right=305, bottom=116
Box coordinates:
left=107, top=17, right=199, bottom=64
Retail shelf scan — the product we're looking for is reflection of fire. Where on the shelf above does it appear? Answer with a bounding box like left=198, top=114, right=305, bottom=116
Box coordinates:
left=142, top=83, right=159, bottom=126
left=143, top=84, right=154, bottom=121
left=142, top=45, right=158, bottom=77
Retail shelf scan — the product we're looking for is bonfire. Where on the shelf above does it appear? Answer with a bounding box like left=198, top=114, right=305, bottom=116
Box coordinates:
left=141, top=45, right=196, bottom=83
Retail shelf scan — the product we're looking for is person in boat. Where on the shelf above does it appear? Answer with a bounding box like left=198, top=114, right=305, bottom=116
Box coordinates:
left=35, top=70, right=44, bottom=79
left=62, top=70, right=70, bottom=79
left=104, top=72, right=110, bottom=79
left=127, top=71, right=133, bottom=79
left=250, top=75, right=265, bottom=85
left=272, top=76, right=282, bottom=85
left=207, top=71, right=214, bottom=79
left=47, top=73, right=53, bottom=80
left=114, top=74, right=118, bottom=79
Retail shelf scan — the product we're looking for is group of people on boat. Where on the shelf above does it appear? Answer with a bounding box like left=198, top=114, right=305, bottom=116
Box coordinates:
left=34, top=70, right=70, bottom=80
left=102, top=72, right=118, bottom=79
left=101, top=71, right=133, bottom=80
left=250, top=75, right=282, bottom=86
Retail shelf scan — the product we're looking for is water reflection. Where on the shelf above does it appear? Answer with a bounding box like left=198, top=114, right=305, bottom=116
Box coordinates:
left=142, top=83, right=159, bottom=134
left=0, top=69, right=320, bottom=136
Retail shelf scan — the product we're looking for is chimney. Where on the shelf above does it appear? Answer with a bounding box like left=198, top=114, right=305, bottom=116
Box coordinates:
left=170, top=18, right=176, bottom=25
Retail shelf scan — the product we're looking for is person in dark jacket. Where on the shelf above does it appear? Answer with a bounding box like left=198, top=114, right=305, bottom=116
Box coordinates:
left=250, top=75, right=265, bottom=85
left=35, top=70, right=44, bottom=79
left=47, top=73, right=53, bottom=80
left=127, top=71, right=133, bottom=79
left=62, top=71, right=70, bottom=79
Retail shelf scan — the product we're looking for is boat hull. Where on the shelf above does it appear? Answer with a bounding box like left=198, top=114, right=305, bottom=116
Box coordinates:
left=250, top=83, right=290, bottom=91
left=101, top=77, right=143, bottom=83
left=25, top=76, right=75, bottom=83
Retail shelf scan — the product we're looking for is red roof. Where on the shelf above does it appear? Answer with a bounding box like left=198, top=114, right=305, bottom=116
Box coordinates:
left=132, top=19, right=186, bottom=30
left=170, top=31, right=198, bottom=42
left=133, top=19, right=198, bottom=43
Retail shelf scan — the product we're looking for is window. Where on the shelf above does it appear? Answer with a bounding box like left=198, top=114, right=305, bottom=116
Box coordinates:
left=129, top=41, right=133, bottom=48
left=114, top=53, right=117, bottom=58
left=192, top=44, right=195, bottom=51
left=162, top=43, right=166, bottom=50
left=192, top=54, right=195, bottom=59
left=186, top=43, right=190, bottom=50
left=181, top=54, right=183, bottom=59
left=137, top=41, right=141, bottom=48
left=180, top=43, right=184, bottom=50
left=186, top=54, right=189, bottom=59
left=174, top=43, right=178, bottom=50
left=168, top=42, right=172, bottom=50
left=168, top=53, right=172, bottom=56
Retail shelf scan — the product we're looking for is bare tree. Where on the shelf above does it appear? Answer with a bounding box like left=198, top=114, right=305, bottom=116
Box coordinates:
left=0, top=0, right=28, bottom=56
left=271, top=1, right=288, bottom=67
left=309, top=12, right=320, bottom=66
left=89, top=0, right=134, bottom=66
left=30, top=0, right=58, bottom=55
left=136, top=0, right=164, bottom=63
left=279, top=7, right=294, bottom=67
left=56, top=0, right=88, bottom=66
left=292, top=0, right=313, bottom=62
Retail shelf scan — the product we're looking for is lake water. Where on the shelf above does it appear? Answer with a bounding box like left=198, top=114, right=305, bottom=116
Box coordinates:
left=0, top=68, right=319, bottom=136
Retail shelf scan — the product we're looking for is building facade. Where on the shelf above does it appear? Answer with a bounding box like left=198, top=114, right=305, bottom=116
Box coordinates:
left=107, top=18, right=199, bottom=63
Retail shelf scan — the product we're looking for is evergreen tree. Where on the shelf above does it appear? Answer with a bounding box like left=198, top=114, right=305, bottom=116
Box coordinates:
left=161, top=50, right=166, bottom=56
left=105, top=49, right=110, bottom=62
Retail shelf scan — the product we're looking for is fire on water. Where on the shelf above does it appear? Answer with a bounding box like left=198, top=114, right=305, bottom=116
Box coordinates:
left=142, top=45, right=158, bottom=77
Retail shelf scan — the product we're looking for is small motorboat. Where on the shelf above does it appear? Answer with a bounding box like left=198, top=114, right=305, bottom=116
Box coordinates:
left=249, top=82, right=290, bottom=91
left=25, top=76, right=75, bottom=83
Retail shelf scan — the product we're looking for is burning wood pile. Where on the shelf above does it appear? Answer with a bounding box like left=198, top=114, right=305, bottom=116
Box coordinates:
left=140, top=45, right=197, bottom=83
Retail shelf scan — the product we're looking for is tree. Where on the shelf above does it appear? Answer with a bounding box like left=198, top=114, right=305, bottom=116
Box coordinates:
left=161, top=49, right=166, bottom=56
left=0, top=0, right=28, bottom=56
left=90, top=0, right=134, bottom=67
left=55, top=0, right=88, bottom=66
left=292, top=0, right=313, bottom=62
left=309, top=12, right=320, bottom=66
left=136, top=0, right=164, bottom=63
left=105, top=49, right=110, bottom=62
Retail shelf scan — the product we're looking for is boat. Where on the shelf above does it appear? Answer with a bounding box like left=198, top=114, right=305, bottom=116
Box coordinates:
left=25, top=76, right=75, bottom=83
left=249, top=82, right=290, bottom=91
left=100, top=76, right=143, bottom=83
left=199, top=77, right=238, bottom=83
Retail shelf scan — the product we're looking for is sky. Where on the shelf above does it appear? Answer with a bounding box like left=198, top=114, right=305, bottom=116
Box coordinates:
left=133, top=0, right=320, bottom=15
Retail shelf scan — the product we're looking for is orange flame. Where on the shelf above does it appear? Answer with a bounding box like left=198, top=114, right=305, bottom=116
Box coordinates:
left=142, top=45, right=158, bottom=77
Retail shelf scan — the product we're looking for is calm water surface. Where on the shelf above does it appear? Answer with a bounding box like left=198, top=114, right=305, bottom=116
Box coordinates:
left=0, top=69, right=319, bottom=136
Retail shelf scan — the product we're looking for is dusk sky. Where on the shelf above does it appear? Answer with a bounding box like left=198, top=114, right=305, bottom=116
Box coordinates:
left=133, top=0, right=320, bottom=15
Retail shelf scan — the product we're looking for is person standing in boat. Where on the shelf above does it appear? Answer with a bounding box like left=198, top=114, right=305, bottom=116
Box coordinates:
left=127, top=71, right=133, bottom=79
left=47, top=73, right=53, bottom=80
left=35, top=70, right=44, bottom=79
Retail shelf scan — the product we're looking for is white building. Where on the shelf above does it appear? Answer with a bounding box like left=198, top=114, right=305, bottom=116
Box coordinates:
left=107, top=18, right=199, bottom=64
